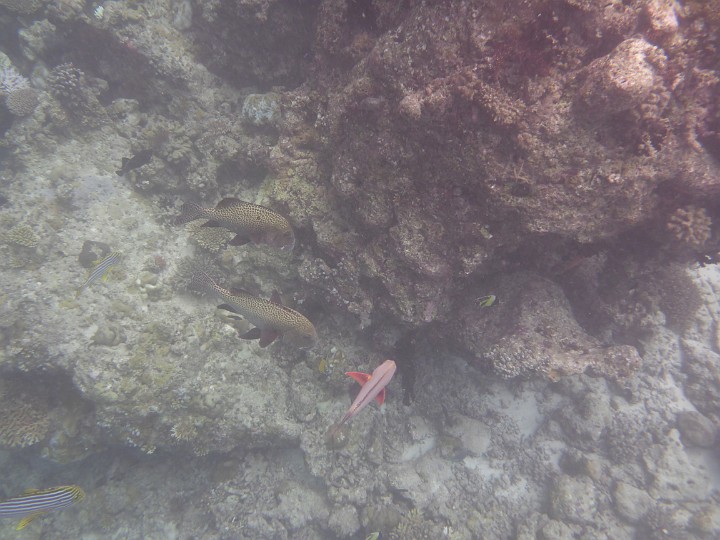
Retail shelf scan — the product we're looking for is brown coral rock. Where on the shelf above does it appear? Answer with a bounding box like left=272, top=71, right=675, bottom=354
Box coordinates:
left=667, top=206, right=712, bottom=247
left=578, top=38, right=667, bottom=115
left=455, top=272, right=641, bottom=381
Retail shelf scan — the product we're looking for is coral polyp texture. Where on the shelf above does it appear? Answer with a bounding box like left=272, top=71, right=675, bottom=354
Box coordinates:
left=0, top=380, right=51, bottom=448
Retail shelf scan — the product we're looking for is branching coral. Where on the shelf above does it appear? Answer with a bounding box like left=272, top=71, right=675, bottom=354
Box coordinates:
left=389, top=508, right=444, bottom=540
left=170, top=417, right=199, bottom=442
left=667, top=205, right=712, bottom=247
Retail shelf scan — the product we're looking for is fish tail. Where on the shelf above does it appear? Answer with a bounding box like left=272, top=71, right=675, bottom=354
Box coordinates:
left=325, top=422, right=342, bottom=442
left=175, top=202, right=206, bottom=225
left=325, top=417, right=351, bottom=447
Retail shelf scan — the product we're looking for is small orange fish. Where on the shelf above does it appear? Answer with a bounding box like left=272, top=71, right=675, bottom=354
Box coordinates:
left=328, top=360, right=397, bottom=437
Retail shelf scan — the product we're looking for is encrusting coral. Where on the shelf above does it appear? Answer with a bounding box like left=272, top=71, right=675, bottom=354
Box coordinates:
left=2, top=224, right=39, bottom=248
left=667, top=206, right=712, bottom=247
left=0, top=379, right=51, bottom=448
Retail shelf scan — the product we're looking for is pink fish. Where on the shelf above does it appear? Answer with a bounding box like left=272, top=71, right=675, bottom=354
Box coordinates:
left=328, top=359, right=397, bottom=437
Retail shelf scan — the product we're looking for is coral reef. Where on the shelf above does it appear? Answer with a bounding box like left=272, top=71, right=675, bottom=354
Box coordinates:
left=0, top=0, right=45, bottom=15
left=453, top=272, right=642, bottom=380
left=0, top=0, right=718, bottom=538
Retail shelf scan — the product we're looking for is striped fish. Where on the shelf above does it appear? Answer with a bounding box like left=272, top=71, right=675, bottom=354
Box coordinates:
left=176, top=197, right=295, bottom=251
left=76, top=251, right=121, bottom=297
left=0, top=485, right=85, bottom=530
left=191, top=271, right=318, bottom=349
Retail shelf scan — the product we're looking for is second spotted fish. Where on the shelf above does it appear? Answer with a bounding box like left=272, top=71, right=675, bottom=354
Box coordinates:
left=191, top=271, right=317, bottom=349
left=176, top=197, right=295, bottom=251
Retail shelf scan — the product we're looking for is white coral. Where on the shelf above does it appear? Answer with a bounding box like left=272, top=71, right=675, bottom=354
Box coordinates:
left=0, top=65, right=29, bottom=96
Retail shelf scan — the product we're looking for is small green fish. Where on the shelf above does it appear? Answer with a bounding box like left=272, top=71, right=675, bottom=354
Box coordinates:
left=176, top=197, right=295, bottom=251
left=365, top=533, right=380, bottom=540
left=76, top=251, right=121, bottom=297
left=191, top=271, right=317, bottom=349
left=0, top=485, right=85, bottom=530
left=475, top=294, right=497, bottom=308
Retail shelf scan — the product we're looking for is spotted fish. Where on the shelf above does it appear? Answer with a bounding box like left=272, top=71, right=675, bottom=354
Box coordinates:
left=0, top=485, right=85, bottom=530
left=76, top=251, right=121, bottom=297
left=191, top=271, right=317, bottom=349
left=176, top=197, right=295, bottom=251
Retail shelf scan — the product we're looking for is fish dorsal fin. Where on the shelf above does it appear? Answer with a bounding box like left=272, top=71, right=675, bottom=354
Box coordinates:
left=216, top=197, right=243, bottom=209
left=375, top=388, right=386, bottom=406
left=22, top=488, right=40, bottom=495
left=346, top=371, right=371, bottom=386
left=270, top=290, right=283, bottom=305
left=259, top=329, right=280, bottom=348
left=229, top=287, right=253, bottom=297
left=16, top=512, right=46, bottom=531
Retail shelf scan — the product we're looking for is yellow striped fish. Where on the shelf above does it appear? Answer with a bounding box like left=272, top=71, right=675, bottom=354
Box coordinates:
left=0, top=485, right=85, bottom=530
left=176, top=197, right=295, bottom=251
left=191, top=271, right=318, bottom=349
left=76, top=251, right=121, bottom=297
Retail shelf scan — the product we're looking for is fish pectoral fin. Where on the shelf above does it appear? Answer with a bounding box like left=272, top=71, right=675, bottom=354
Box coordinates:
left=270, top=290, right=283, bottom=305
left=345, top=371, right=372, bottom=386
left=259, top=329, right=280, bottom=348
left=229, top=234, right=250, bottom=246
left=249, top=232, right=266, bottom=244
left=239, top=327, right=262, bottom=340
left=201, top=220, right=222, bottom=228
left=216, top=197, right=243, bottom=209
left=16, top=512, right=46, bottom=530
left=375, top=388, right=386, bottom=406
left=217, top=303, right=240, bottom=314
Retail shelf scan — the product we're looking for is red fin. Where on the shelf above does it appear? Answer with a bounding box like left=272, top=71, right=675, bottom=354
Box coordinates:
left=201, top=220, right=221, bottom=228
left=270, top=290, right=282, bottom=305
left=375, top=388, right=386, bottom=405
left=259, top=329, right=280, bottom=347
left=216, top=197, right=242, bottom=209
left=240, top=328, right=261, bottom=340
left=346, top=371, right=371, bottom=385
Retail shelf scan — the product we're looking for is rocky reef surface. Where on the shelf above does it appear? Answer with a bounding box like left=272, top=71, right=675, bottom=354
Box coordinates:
left=0, top=0, right=718, bottom=538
